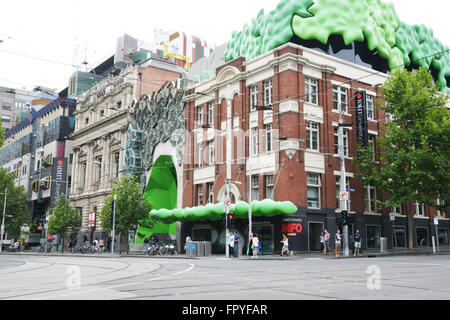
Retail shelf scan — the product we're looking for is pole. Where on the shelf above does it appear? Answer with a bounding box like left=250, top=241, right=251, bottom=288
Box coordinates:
left=225, top=98, right=232, bottom=258
left=435, top=223, right=440, bottom=254
left=0, top=188, right=7, bottom=254
left=339, top=118, right=350, bottom=257
left=248, top=127, right=253, bottom=238
left=111, top=194, right=117, bottom=254
left=225, top=180, right=230, bottom=258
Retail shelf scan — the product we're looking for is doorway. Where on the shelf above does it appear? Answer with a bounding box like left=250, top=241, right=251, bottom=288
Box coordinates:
left=192, top=228, right=212, bottom=242
left=309, top=222, right=324, bottom=252
left=253, top=225, right=274, bottom=255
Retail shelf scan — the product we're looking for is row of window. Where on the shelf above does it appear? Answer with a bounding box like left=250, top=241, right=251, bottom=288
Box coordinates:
left=78, top=152, right=121, bottom=187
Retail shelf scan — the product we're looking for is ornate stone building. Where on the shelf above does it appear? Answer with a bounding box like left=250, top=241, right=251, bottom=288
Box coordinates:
left=69, top=57, right=184, bottom=242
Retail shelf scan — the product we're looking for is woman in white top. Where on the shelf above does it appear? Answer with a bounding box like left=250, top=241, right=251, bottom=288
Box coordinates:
left=281, top=234, right=289, bottom=257
left=252, top=234, right=259, bottom=259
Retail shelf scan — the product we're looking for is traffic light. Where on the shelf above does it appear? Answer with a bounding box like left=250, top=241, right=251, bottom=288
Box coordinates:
left=341, top=210, right=349, bottom=226
left=228, top=213, right=235, bottom=228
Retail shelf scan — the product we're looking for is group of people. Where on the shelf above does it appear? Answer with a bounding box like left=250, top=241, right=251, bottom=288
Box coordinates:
left=227, top=232, right=241, bottom=258
left=320, top=229, right=362, bottom=258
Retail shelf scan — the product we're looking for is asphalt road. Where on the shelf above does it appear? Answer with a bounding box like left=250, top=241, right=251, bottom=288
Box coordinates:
left=0, top=254, right=450, bottom=300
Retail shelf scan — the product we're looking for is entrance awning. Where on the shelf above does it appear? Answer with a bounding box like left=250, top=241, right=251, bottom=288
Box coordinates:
left=149, top=199, right=297, bottom=224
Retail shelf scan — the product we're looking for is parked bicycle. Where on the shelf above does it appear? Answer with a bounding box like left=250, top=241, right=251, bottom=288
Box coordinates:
left=39, top=242, right=53, bottom=253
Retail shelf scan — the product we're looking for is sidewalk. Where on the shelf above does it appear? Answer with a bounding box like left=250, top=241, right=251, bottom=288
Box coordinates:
left=2, top=247, right=449, bottom=260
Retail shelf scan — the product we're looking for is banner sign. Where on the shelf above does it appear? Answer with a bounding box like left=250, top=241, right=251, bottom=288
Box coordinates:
left=50, top=158, right=68, bottom=208
left=355, top=91, right=369, bottom=149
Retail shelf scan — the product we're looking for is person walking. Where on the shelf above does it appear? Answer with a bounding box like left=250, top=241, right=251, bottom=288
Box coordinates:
left=323, top=230, right=330, bottom=255
left=233, top=232, right=240, bottom=258
left=252, top=233, right=259, bottom=259
left=335, top=229, right=342, bottom=258
left=320, top=231, right=325, bottom=255
left=280, top=234, right=289, bottom=257
left=247, top=233, right=253, bottom=257
left=228, top=232, right=235, bottom=258
left=354, top=229, right=362, bottom=256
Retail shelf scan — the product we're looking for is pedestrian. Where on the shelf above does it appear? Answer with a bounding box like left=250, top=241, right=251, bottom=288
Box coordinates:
left=252, top=233, right=259, bottom=259
left=320, top=231, right=325, bottom=254
left=247, top=233, right=253, bottom=257
left=229, top=232, right=235, bottom=258
left=280, top=234, right=289, bottom=257
left=323, top=229, right=330, bottom=255
left=106, top=236, right=112, bottom=252
left=233, top=232, right=240, bottom=258
left=335, top=229, right=342, bottom=258
left=184, top=235, right=192, bottom=251
left=93, top=238, right=99, bottom=247
left=354, top=229, right=362, bottom=256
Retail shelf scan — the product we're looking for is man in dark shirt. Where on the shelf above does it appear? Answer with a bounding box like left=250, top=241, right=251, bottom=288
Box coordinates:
left=233, top=232, right=240, bottom=258
left=354, top=229, right=362, bottom=256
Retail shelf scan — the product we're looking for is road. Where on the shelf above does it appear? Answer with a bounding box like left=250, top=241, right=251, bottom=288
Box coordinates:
left=0, top=254, right=450, bottom=300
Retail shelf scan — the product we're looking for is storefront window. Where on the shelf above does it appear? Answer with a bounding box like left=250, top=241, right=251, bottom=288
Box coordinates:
left=367, top=225, right=380, bottom=249
left=416, top=227, right=428, bottom=247
left=392, top=226, right=406, bottom=248
left=438, top=229, right=449, bottom=245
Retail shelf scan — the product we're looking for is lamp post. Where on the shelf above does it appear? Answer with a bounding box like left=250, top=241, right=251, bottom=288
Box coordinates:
left=0, top=188, right=8, bottom=254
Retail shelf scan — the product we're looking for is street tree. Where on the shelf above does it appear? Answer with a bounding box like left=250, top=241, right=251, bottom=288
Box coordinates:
left=355, top=67, right=450, bottom=249
left=0, top=167, right=29, bottom=239
left=99, top=176, right=154, bottom=254
left=47, top=194, right=81, bottom=253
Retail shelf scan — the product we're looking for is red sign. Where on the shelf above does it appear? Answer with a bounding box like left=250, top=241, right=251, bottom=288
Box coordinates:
left=89, top=212, right=96, bottom=227
left=281, top=223, right=303, bottom=236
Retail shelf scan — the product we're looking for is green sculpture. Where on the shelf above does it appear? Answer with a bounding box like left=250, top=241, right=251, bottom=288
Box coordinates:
left=150, top=199, right=298, bottom=224
left=224, top=0, right=450, bottom=93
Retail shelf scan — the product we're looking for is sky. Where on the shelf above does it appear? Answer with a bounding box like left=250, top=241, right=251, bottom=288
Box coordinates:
left=0, top=0, right=449, bottom=94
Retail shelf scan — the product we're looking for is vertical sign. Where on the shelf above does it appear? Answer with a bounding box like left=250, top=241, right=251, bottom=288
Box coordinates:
left=355, top=91, right=369, bottom=149
left=51, top=158, right=68, bottom=208
left=89, top=212, right=96, bottom=227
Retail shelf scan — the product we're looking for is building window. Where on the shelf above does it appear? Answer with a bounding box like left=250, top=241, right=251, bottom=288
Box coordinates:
left=85, top=118, right=89, bottom=125
left=438, top=229, right=449, bottom=245
left=116, top=101, right=122, bottom=109
left=208, top=142, right=214, bottom=165
left=1, top=115, right=10, bottom=123
left=305, top=78, right=318, bottom=105
left=68, top=176, right=72, bottom=190
left=367, top=95, right=374, bottom=120
left=2, top=103, right=11, bottom=111
left=265, top=124, right=273, bottom=153
left=197, top=143, right=203, bottom=168
left=196, top=185, right=203, bottom=206
left=36, top=160, right=41, bottom=170
left=251, top=127, right=258, bottom=156
left=386, top=113, right=395, bottom=123
left=81, top=162, right=87, bottom=186
left=364, top=185, right=377, bottom=213
left=196, top=106, right=204, bottom=128
left=264, top=80, right=273, bottom=106
left=436, top=199, right=445, bottom=218
left=95, top=157, right=102, bottom=183
left=393, top=226, right=406, bottom=248
left=307, top=173, right=321, bottom=209
left=207, top=183, right=214, bottom=204
left=207, top=102, right=214, bottom=126
left=114, top=152, right=120, bottom=178
left=251, top=175, right=259, bottom=201
left=306, top=122, right=319, bottom=151
left=265, top=174, right=274, bottom=200
left=392, top=205, right=402, bottom=215
left=250, top=85, right=258, bottom=111
left=415, top=202, right=425, bottom=216
left=332, top=86, right=347, bottom=113
left=368, top=135, right=376, bottom=160
left=367, top=225, right=381, bottom=249
left=99, top=110, right=105, bottom=117
left=416, top=227, right=429, bottom=247
left=22, top=165, right=27, bottom=176
left=336, top=177, right=351, bottom=210
left=334, top=128, right=348, bottom=156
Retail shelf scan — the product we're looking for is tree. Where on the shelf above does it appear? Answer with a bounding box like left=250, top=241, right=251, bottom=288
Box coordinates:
left=47, top=194, right=81, bottom=253
left=355, top=67, right=450, bottom=249
left=98, top=176, right=154, bottom=254
left=0, top=167, right=29, bottom=238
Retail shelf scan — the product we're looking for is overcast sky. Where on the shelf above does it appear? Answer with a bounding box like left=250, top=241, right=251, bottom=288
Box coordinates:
left=0, top=0, right=449, bottom=93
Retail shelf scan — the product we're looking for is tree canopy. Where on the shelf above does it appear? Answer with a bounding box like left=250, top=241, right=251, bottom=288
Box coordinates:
left=355, top=67, right=449, bottom=248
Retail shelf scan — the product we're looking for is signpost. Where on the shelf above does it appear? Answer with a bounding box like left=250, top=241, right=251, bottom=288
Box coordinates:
left=89, top=212, right=96, bottom=227
left=434, top=218, right=440, bottom=254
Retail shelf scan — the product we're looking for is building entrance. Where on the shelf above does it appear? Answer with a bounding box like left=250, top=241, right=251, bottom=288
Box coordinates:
left=192, top=228, right=212, bottom=242
left=253, top=225, right=274, bottom=255
left=309, top=222, right=324, bottom=252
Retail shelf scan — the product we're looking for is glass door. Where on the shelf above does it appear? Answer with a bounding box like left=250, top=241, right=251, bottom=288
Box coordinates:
left=309, top=222, right=324, bottom=252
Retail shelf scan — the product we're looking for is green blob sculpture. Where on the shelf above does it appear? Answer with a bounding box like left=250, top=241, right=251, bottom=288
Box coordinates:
left=150, top=200, right=298, bottom=224
left=224, top=0, right=450, bottom=93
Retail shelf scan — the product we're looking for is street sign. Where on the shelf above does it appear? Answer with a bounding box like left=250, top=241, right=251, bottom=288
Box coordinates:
left=224, top=198, right=232, bottom=207
left=346, top=189, right=355, bottom=193
left=390, top=212, right=396, bottom=221
left=89, top=212, right=96, bottom=227
left=434, top=218, right=439, bottom=225
left=339, top=192, right=349, bottom=201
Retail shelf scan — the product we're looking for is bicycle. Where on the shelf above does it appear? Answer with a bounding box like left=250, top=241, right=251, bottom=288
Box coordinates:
left=39, top=242, right=53, bottom=253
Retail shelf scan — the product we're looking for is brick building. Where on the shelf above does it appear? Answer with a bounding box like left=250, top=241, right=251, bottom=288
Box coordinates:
left=181, top=42, right=449, bottom=254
